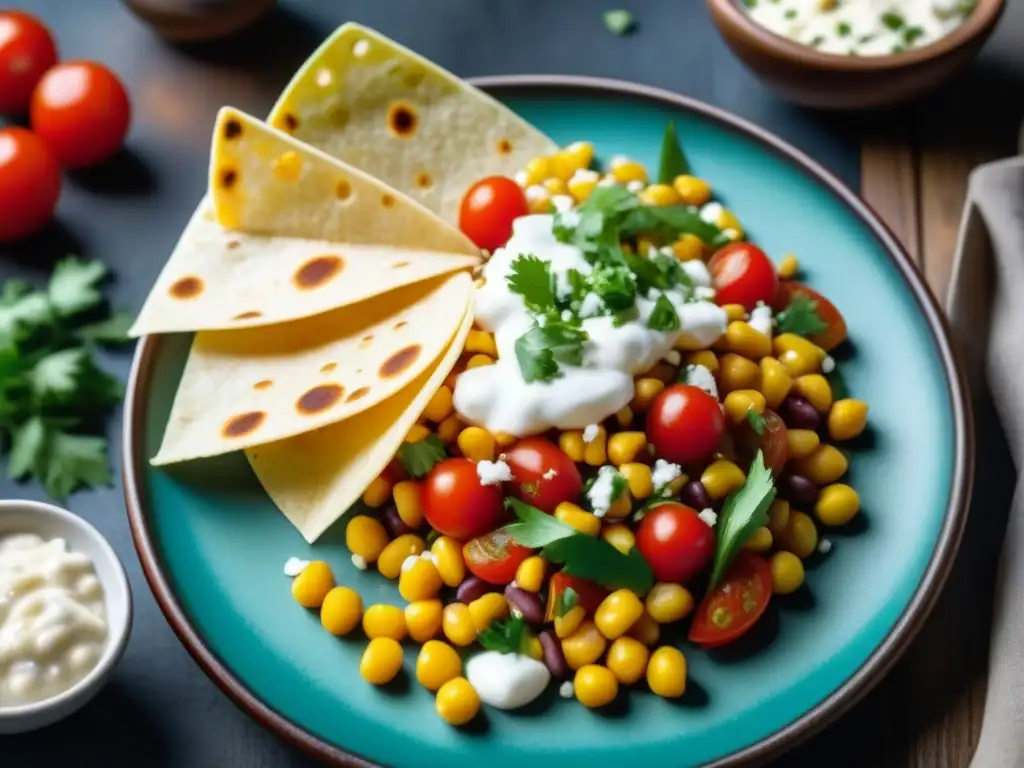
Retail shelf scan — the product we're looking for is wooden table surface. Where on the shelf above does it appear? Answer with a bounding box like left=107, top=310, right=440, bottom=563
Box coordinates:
left=2, top=2, right=1022, bottom=766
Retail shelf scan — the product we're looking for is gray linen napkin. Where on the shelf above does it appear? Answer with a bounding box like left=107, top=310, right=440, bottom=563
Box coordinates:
left=948, top=155, right=1024, bottom=768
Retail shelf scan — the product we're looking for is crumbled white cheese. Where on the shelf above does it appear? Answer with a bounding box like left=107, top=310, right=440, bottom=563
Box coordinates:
left=578, top=292, right=605, bottom=319
left=525, top=185, right=550, bottom=205
left=681, top=260, right=712, bottom=287
left=552, top=194, right=575, bottom=213
left=818, top=538, right=833, bottom=554
left=283, top=558, right=309, bottom=577
left=421, top=551, right=436, bottom=565
left=651, top=459, right=682, bottom=490
left=400, top=554, right=420, bottom=574
left=694, top=286, right=717, bottom=301
left=559, top=681, right=575, bottom=698
left=543, top=468, right=559, bottom=480
left=749, top=304, right=773, bottom=337
left=351, top=554, right=368, bottom=571
left=561, top=309, right=574, bottom=322
left=682, top=364, right=718, bottom=399
left=587, top=465, right=622, bottom=518
left=609, top=155, right=630, bottom=169
left=822, top=355, right=836, bottom=374
left=554, top=269, right=575, bottom=301
left=698, top=508, right=718, bottom=527
left=514, top=170, right=528, bottom=187
left=558, top=209, right=581, bottom=228
left=569, top=168, right=600, bottom=184
left=582, top=424, right=600, bottom=444
left=477, top=458, right=513, bottom=485
left=597, top=175, right=619, bottom=188
left=626, top=180, right=645, bottom=193
left=700, top=202, right=724, bottom=224
left=662, top=350, right=682, bottom=366
left=723, top=228, right=741, bottom=241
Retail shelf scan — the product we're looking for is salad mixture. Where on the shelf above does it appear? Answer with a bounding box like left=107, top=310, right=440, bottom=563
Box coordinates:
left=134, top=24, right=867, bottom=730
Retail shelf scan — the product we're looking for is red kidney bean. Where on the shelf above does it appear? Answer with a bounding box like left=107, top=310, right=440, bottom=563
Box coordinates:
left=456, top=576, right=493, bottom=604
left=680, top=480, right=712, bottom=510
left=381, top=506, right=414, bottom=538
left=778, top=474, right=819, bottom=507
left=505, top=584, right=545, bottom=625
left=778, top=395, right=821, bottom=431
left=539, top=630, right=569, bottom=678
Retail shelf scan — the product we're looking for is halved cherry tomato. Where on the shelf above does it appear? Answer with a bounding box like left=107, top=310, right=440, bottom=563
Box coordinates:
left=503, top=437, right=583, bottom=513
left=0, top=11, right=57, bottom=114
left=0, top=127, right=61, bottom=242
left=708, top=242, right=778, bottom=311
left=646, top=384, right=725, bottom=466
left=422, top=458, right=507, bottom=540
left=733, top=409, right=788, bottom=476
left=544, top=572, right=610, bottom=621
left=458, top=175, right=528, bottom=252
left=689, top=551, right=772, bottom=648
left=31, top=61, right=131, bottom=169
left=772, top=280, right=847, bottom=352
left=463, top=530, right=532, bottom=585
left=635, top=503, right=716, bottom=584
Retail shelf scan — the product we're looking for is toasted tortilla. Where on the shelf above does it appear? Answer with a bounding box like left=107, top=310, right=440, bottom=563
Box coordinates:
left=269, top=23, right=558, bottom=225
left=247, top=307, right=473, bottom=543
left=151, top=273, right=472, bottom=466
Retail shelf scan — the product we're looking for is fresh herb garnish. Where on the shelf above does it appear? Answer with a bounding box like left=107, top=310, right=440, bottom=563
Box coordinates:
left=784, top=9, right=797, bottom=20
left=556, top=587, right=579, bottom=618
left=504, top=497, right=578, bottom=546
left=507, top=255, right=557, bottom=312
left=647, top=294, right=681, bottom=332
left=836, top=21, right=852, bottom=36
left=903, top=25, right=924, bottom=45
left=478, top=615, right=532, bottom=654
left=746, top=409, right=767, bottom=436
left=657, top=121, right=690, bottom=184
left=513, top=316, right=589, bottom=383
left=809, top=35, right=826, bottom=47
left=602, top=9, right=636, bottom=36
left=740, top=0, right=757, bottom=7
left=0, top=259, right=130, bottom=501
left=775, top=295, right=829, bottom=336
left=396, top=434, right=447, bottom=478
left=881, top=11, right=904, bottom=30
left=590, top=264, right=637, bottom=311
left=709, top=451, right=777, bottom=588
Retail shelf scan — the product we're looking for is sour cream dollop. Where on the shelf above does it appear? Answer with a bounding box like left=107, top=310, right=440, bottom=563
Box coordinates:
left=453, top=215, right=727, bottom=436
left=465, top=651, right=551, bottom=710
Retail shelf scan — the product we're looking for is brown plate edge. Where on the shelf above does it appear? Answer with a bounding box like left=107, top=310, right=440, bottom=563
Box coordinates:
left=121, top=74, right=975, bottom=768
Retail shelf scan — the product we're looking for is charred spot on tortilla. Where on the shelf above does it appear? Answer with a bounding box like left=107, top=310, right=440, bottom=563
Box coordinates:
left=320, top=362, right=338, bottom=373
left=346, top=386, right=370, bottom=403
left=359, top=335, right=374, bottom=349
left=380, top=344, right=421, bottom=378
left=327, top=104, right=349, bottom=128
left=219, top=167, right=239, bottom=190
left=297, top=384, right=345, bottom=415
left=277, top=112, right=299, bottom=132
left=225, top=240, right=240, bottom=250
left=393, top=321, right=408, bottom=331
left=387, top=102, right=419, bottom=138
left=497, top=138, right=513, bottom=156
left=273, top=151, right=303, bottom=182
left=391, top=260, right=410, bottom=269
left=294, top=255, right=343, bottom=290
left=223, top=119, right=243, bottom=140
left=223, top=411, right=266, bottom=438
left=170, top=276, right=204, bottom=300
left=381, top=194, right=396, bottom=209
left=232, top=311, right=263, bottom=321
left=334, top=178, right=352, bottom=200
left=253, top=380, right=273, bottom=391
left=415, top=172, right=432, bottom=189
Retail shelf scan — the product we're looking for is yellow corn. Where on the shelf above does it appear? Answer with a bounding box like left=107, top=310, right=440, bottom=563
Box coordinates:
left=468, top=593, right=509, bottom=630
left=405, top=599, right=444, bottom=643
left=515, top=556, right=547, bottom=593
left=815, top=484, right=860, bottom=526
left=771, top=551, right=805, bottom=594
left=561, top=620, right=608, bottom=669
left=291, top=561, right=334, bottom=609
left=647, top=646, right=687, bottom=698
left=725, top=321, right=772, bottom=360
left=778, top=510, right=818, bottom=559
left=645, top=583, right=694, bottom=624
left=639, top=183, right=680, bottom=206
left=760, top=357, right=793, bottom=409
left=345, top=516, right=390, bottom=563
left=722, top=304, right=748, bottom=323
left=606, top=637, right=650, bottom=685
left=555, top=604, right=586, bottom=639
left=442, top=603, right=477, bottom=647
left=465, top=330, right=498, bottom=357
left=377, top=534, right=426, bottom=580
left=416, top=640, right=462, bottom=691
left=723, top=390, right=767, bottom=424
left=523, top=156, right=552, bottom=186
left=548, top=151, right=578, bottom=181
left=563, top=141, right=594, bottom=169
left=360, top=637, right=403, bottom=685
left=606, top=488, right=633, bottom=521
left=568, top=171, right=598, bottom=203
left=671, top=233, right=705, bottom=262
left=457, top=426, right=496, bottom=462
left=627, top=610, right=661, bottom=646
left=701, top=460, right=746, bottom=500
left=320, top=586, right=363, bottom=636
left=525, top=185, right=552, bottom=213
left=828, top=399, right=869, bottom=441
left=583, top=425, right=608, bottom=467
left=610, top=158, right=647, bottom=184
left=686, top=350, right=720, bottom=375
left=768, top=499, right=791, bottom=536
left=743, top=526, right=774, bottom=553
left=792, top=444, right=848, bottom=485
left=431, top=536, right=466, bottom=587
left=601, top=523, right=636, bottom=554
left=436, top=677, right=480, bottom=726
left=672, top=175, right=711, bottom=206
left=619, top=462, right=653, bottom=500
left=595, top=590, right=644, bottom=640
left=778, top=253, right=799, bottom=279
left=393, top=481, right=424, bottom=528
left=719, top=353, right=760, bottom=393
left=422, top=386, right=454, bottom=423
left=574, top=664, right=619, bottom=708
left=361, top=475, right=393, bottom=508
left=466, top=354, right=495, bottom=369
left=399, top=557, right=443, bottom=602
left=436, top=414, right=462, bottom=444
left=793, top=374, right=832, bottom=413
left=363, top=604, right=407, bottom=641
left=786, top=429, right=820, bottom=459
left=646, top=362, right=678, bottom=384
left=773, top=334, right=825, bottom=377
left=406, top=423, right=431, bottom=443
left=559, top=430, right=586, bottom=462
left=614, top=406, right=635, bottom=429
left=555, top=502, right=602, bottom=536
left=495, top=432, right=518, bottom=448
left=607, top=432, right=648, bottom=466
left=631, top=378, right=666, bottom=413
left=718, top=209, right=744, bottom=240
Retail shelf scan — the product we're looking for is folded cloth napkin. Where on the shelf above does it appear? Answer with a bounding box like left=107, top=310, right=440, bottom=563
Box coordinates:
left=948, top=154, right=1024, bottom=768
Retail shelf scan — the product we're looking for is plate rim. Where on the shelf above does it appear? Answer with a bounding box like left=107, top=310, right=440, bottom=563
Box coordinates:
left=122, top=74, right=974, bottom=768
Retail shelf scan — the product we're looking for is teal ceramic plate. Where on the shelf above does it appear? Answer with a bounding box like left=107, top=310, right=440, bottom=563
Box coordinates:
left=124, top=77, right=972, bottom=768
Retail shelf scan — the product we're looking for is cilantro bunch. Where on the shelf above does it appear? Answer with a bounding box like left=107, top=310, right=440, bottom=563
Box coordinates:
left=0, top=259, right=131, bottom=500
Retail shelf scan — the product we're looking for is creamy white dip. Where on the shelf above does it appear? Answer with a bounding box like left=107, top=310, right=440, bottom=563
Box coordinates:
left=742, top=0, right=976, bottom=56
left=465, top=651, right=550, bottom=709
left=0, top=534, right=108, bottom=708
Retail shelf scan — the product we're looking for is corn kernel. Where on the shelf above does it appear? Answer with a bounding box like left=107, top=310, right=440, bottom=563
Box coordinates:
left=615, top=405, right=635, bottom=429
left=399, top=557, right=443, bottom=602
left=465, top=330, right=498, bottom=357
left=725, top=321, right=772, bottom=360
left=610, top=159, right=647, bottom=184
left=607, top=432, right=648, bottom=466
left=631, top=377, right=666, bottom=413
left=393, top=480, right=424, bottom=528
left=555, top=502, right=601, bottom=536
left=405, top=424, right=430, bottom=443
left=722, top=304, right=748, bottom=323
left=466, top=354, right=494, bottom=369
left=778, top=510, right=818, bottom=559
left=583, top=425, right=608, bottom=467
left=671, top=233, right=705, bottom=262
left=457, top=426, right=496, bottom=462
left=778, top=253, right=799, bottom=279
left=685, top=350, right=720, bottom=375
left=559, top=431, right=586, bottom=462
left=760, top=357, right=793, bottom=409
left=719, top=353, right=760, bottom=393
left=442, top=603, right=477, bottom=646
left=361, top=475, right=393, bottom=508
left=639, top=183, right=680, bottom=206
left=723, top=389, right=767, bottom=424
left=771, top=551, right=805, bottom=594
left=645, top=583, right=694, bottom=624
left=701, top=460, right=746, bottom=500
left=431, top=536, right=466, bottom=587
left=495, top=432, right=518, bottom=448
left=673, top=175, right=711, bottom=206
left=792, top=444, right=848, bottom=485
left=523, top=156, right=551, bottom=186
left=421, top=386, right=454, bottom=423
left=815, top=483, right=860, bottom=526
left=568, top=168, right=599, bottom=203
left=291, top=561, right=334, bottom=608
left=601, top=523, right=636, bottom=554
left=619, top=462, right=653, bottom=499
left=405, top=599, right=444, bottom=643
left=563, top=141, right=594, bottom=169
left=543, top=177, right=568, bottom=195
left=828, top=399, right=869, bottom=441
left=345, top=515, right=390, bottom=562
left=437, top=414, right=462, bottom=444
left=768, top=499, right=791, bottom=536
left=360, top=637, right=403, bottom=685
left=468, top=592, right=509, bottom=630
left=515, top=556, right=547, bottom=593
left=743, top=526, right=774, bottom=553
left=793, top=374, right=833, bottom=413
left=561, top=620, right=607, bottom=669
left=363, top=603, right=407, bottom=641
left=378, top=534, right=426, bottom=580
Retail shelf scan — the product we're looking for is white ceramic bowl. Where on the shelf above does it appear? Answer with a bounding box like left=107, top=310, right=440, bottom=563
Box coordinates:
left=0, top=499, right=132, bottom=734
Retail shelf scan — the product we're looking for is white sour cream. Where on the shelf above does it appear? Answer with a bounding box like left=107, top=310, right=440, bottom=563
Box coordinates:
left=0, top=534, right=108, bottom=708
left=744, top=0, right=974, bottom=56
left=465, top=651, right=551, bottom=710
left=453, top=215, right=727, bottom=436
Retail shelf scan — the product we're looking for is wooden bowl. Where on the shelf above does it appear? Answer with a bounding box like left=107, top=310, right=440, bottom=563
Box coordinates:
left=706, top=0, right=1006, bottom=109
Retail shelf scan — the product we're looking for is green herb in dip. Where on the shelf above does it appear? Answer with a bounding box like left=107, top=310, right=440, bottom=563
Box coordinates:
left=742, top=0, right=976, bottom=56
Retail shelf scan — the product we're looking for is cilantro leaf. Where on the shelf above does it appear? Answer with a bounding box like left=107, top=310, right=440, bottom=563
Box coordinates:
left=0, top=291, right=52, bottom=346
left=746, top=409, right=766, bottom=436
left=590, top=264, right=636, bottom=311
left=577, top=185, right=640, bottom=217
left=8, top=417, right=47, bottom=480
left=41, top=431, right=113, bottom=500
left=776, top=295, right=829, bottom=336
left=545, top=536, right=654, bottom=594
left=75, top=310, right=135, bottom=344
left=603, top=9, right=636, bottom=35
left=506, top=255, right=556, bottom=313
left=30, top=348, right=87, bottom=401
left=48, top=258, right=107, bottom=317
left=658, top=121, right=690, bottom=184
left=647, top=294, right=680, bottom=332
left=556, top=587, right=579, bottom=618
left=709, top=450, right=777, bottom=588
left=514, top=326, right=560, bottom=383
left=622, top=205, right=723, bottom=245
left=478, top=615, right=531, bottom=654
left=396, top=435, right=447, bottom=478
left=504, top=497, right=577, bottom=547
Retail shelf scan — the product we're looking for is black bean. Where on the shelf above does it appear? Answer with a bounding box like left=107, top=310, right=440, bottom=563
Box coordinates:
left=778, top=395, right=821, bottom=430
left=778, top=474, right=819, bottom=507
left=455, top=576, right=492, bottom=604
left=381, top=506, right=414, bottom=538
left=680, top=480, right=712, bottom=510
left=505, top=585, right=545, bottom=625
left=539, top=630, right=569, bottom=678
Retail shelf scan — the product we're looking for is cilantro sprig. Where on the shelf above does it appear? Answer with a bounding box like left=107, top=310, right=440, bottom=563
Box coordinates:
left=479, top=615, right=533, bottom=655
left=397, top=434, right=447, bottom=478
left=657, top=120, right=691, bottom=184
left=0, top=259, right=131, bottom=501
left=709, top=451, right=777, bottom=588
left=776, top=295, right=829, bottom=336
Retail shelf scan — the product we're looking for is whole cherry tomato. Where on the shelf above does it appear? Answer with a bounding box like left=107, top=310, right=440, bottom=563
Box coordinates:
left=0, top=127, right=61, bottom=242
left=31, top=61, right=131, bottom=168
left=0, top=11, right=57, bottom=114
left=503, top=437, right=583, bottom=513
left=689, top=551, right=772, bottom=648
left=463, top=530, right=532, bottom=585
left=733, top=409, right=788, bottom=477
left=543, top=572, right=609, bottom=621
left=646, top=384, right=725, bottom=466
left=773, top=280, right=848, bottom=352
left=458, top=175, right=528, bottom=252
left=708, top=242, right=778, bottom=311
left=422, top=458, right=506, bottom=540
left=635, top=502, right=715, bottom=584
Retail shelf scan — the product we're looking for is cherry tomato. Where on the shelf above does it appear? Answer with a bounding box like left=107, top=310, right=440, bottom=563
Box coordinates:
left=503, top=437, right=583, bottom=513
left=708, top=242, right=778, bottom=311
left=458, top=175, right=528, bottom=252
left=646, top=384, right=725, bottom=466
left=689, top=551, right=772, bottom=647
left=635, top=502, right=716, bottom=584
left=31, top=61, right=131, bottom=169
left=0, top=127, right=61, bottom=242
left=544, top=572, right=609, bottom=621
left=773, top=280, right=848, bottom=352
left=463, top=530, right=532, bottom=585
left=733, top=409, right=788, bottom=477
left=422, top=458, right=507, bottom=540
left=0, top=12, right=57, bottom=115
